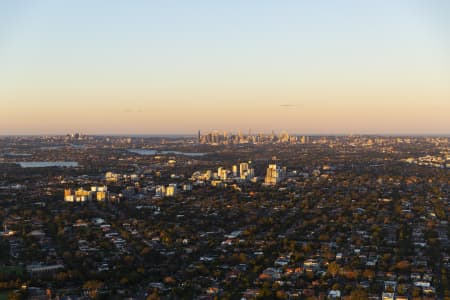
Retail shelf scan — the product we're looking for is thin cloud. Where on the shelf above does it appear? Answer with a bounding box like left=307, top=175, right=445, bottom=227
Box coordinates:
left=280, top=104, right=295, bottom=108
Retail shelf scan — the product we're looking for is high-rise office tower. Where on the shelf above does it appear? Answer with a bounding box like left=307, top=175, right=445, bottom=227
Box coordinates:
left=239, top=162, right=249, bottom=179
left=232, top=165, right=238, bottom=177
left=265, top=164, right=283, bottom=185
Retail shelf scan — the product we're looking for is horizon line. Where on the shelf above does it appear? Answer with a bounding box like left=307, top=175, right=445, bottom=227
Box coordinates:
left=1, top=133, right=450, bottom=138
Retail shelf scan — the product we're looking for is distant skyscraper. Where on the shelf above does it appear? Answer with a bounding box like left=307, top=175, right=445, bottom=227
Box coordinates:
left=232, top=165, right=238, bottom=177
left=239, top=162, right=249, bottom=179
left=264, top=164, right=283, bottom=185
left=239, top=162, right=254, bottom=180
left=166, top=184, right=177, bottom=197
left=155, top=185, right=166, bottom=198
left=218, top=167, right=227, bottom=180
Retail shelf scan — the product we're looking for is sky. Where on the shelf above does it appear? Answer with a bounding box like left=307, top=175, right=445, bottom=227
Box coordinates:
left=1, top=0, right=449, bottom=135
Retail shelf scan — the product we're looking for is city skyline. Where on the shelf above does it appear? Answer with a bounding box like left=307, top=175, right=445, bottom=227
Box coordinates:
left=1, top=1, right=450, bottom=135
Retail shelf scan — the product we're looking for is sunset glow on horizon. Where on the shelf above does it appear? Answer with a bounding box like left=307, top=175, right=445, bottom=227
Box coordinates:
left=1, top=1, right=450, bottom=135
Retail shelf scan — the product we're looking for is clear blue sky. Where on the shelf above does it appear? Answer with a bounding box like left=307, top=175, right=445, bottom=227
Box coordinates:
left=1, top=1, right=449, bottom=134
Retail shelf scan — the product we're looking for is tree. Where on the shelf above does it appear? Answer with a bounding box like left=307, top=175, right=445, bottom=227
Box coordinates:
left=362, top=269, right=375, bottom=281
left=275, top=290, right=287, bottom=299
left=349, top=289, right=367, bottom=300
left=83, top=280, right=104, bottom=299
left=395, top=260, right=410, bottom=271
left=146, top=291, right=160, bottom=300
left=7, top=291, right=23, bottom=300
left=327, top=261, right=340, bottom=277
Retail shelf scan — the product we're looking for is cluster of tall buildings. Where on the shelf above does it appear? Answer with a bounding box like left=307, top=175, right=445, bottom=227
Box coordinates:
left=198, top=130, right=308, bottom=145
left=64, top=186, right=108, bottom=202
left=155, top=184, right=178, bottom=198
left=192, top=162, right=256, bottom=183
left=191, top=162, right=288, bottom=187
left=64, top=163, right=288, bottom=203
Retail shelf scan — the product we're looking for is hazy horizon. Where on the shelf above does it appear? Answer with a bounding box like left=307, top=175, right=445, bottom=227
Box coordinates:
left=1, top=132, right=450, bottom=138
left=2, top=1, right=450, bottom=135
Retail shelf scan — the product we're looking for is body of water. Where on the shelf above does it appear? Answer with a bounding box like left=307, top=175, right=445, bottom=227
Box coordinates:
left=40, top=144, right=87, bottom=150
left=17, top=161, right=79, bottom=168
left=128, top=149, right=206, bottom=157
left=2, top=153, right=32, bottom=157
